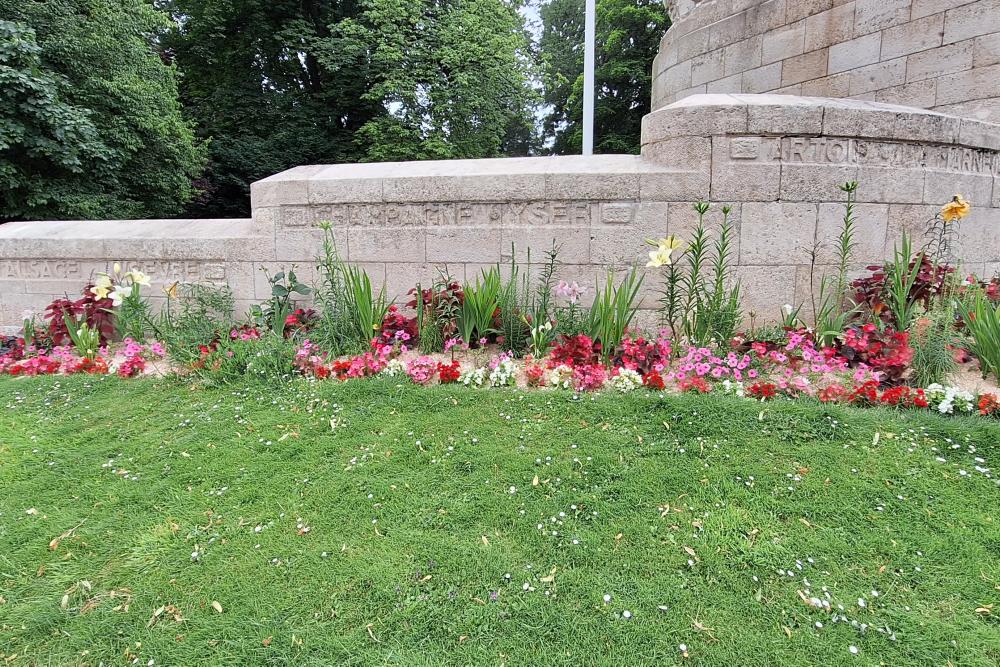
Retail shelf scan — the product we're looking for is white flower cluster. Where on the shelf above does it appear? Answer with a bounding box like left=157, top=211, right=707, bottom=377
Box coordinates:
left=925, top=384, right=975, bottom=414
left=380, top=358, right=407, bottom=377
left=459, top=367, right=486, bottom=387
left=609, top=368, right=643, bottom=393
left=547, top=364, right=574, bottom=390
left=721, top=379, right=746, bottom=398
left=489, top=358, right=517, bottom=387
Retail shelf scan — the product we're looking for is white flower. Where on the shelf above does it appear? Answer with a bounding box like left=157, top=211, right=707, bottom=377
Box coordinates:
left=488, top=358, right=517, bottom=387
left=380, top=358, right=407, bottom=377
left=609, top=369, right=643, bottom=393
left=109, top=284, right=133, bottom=307
left=548, top=364, right=574, bottom=390
left=128, top=269, right=151, bottom=287
left=459, top=367, right=486, bottom=387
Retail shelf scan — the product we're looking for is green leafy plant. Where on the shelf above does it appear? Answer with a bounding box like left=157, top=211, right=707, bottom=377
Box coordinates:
left=691, top=204, right=741, bottom=346
left=587, top=268, right=643, bottom=363
left=910, top=311, right=957, bottom=387
left=251, top=267, right=311, bottom=335
left=60, top=312, right=101, bottom=358
left=156, top=283, right=236, bottom=363
left=497, top=249, right=531, bottom=356
left=958, top=291, right=1000, bottom=381
left=459, top=268, right=501, bottom=344
left=520, top=243, right=561, bottom=357
left=198, top=334, right=299, bottom=385
left=655, top=202, right=741, bottom=347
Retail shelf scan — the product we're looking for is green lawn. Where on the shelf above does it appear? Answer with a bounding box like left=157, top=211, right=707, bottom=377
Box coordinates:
left=0, top=376, right=998, bottom=666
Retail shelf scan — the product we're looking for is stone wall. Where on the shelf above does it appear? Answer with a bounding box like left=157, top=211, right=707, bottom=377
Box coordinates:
left=653, top=0, right=1000, bottom=123
left=3, top=95, right=996, bottom=329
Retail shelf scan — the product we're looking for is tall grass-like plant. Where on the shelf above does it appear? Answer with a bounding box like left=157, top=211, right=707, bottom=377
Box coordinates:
left=157, top=283, right=236, bottom=363
left=521, top=244, right=561, bottom=356
left=958, top=292, right=1000, bottom=381
left=313, top=223, right=360, bottom=354
left=692, top=205, right=741, bottom=345
left=654, top=202, right=741, bottom=347
left=342, top=263, right=390, bottom=346
left=910, top=311, right=957, bottom=386
left=809, top=181, right=860, bottom=346
left=497, top=247, right=531, bottom=355
left=884, top=232, right=925, bottom=332
left=459, top=268, right=501, bottom=344
left=587, top=268, right=643, bottom=363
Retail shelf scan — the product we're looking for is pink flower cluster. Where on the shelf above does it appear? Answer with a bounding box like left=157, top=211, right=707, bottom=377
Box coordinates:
left=116, top=338, right=166, bottom=378
left=293, top=339, right=399, bottom=380
left=573, top=364, right=607, bottom=391
left=406, top=356, right=437, bottom=385
left=668, top=347, right=757, bottom=383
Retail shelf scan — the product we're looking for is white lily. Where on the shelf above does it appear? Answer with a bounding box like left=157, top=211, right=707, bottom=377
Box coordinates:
left=109, top=284, right=133, bottom=307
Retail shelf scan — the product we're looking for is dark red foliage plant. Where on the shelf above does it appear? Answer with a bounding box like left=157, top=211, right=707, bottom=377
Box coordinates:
left=44, top=286, right=116, bottom=346
left=548, top=334, right=601, bottom=369
left=852, top=255, right=953, bottom=326
left=840, top=323, right=913, bottom=384
left=378, top=305, right=418, bottom=346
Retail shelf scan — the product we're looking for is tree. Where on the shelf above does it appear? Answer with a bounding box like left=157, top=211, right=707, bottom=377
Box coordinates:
left=0, top=21, right=106, bottom=220
left=161, top=0, right=537, bottom=216
left=318, top=0, right=539, bottom=162
left=158, top=0, right=378, bottom=218
left=538, top=0, right=669, bottom=155
left=0, top=0, right=206, bottom=221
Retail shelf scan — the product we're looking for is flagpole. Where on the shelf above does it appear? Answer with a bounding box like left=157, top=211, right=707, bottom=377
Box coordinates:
left=582, top=0, right=595, bottom=155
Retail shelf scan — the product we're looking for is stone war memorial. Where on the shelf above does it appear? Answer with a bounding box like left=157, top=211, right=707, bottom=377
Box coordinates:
left=1, top=0, right=999, bottom=327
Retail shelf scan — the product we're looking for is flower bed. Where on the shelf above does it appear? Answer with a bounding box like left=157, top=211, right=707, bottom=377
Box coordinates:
left=4, top=190, right=999, bottom=418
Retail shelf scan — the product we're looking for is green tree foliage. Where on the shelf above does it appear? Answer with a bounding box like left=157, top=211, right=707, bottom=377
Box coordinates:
left=0, top=21, right=106, bottom=220
left=0, top=0, right=206, bottom=221
left=322, top=0, right=538, bottom=162
left=159, top=0, right=378, bottom=218
left=538, top=0, right=669, bottom=154
left=162, top=0, right=537, bottom=216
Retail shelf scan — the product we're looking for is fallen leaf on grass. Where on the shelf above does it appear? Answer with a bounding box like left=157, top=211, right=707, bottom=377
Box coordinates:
left=481, top=535, right=489, bottom=545
left=262, top=636, right=272, bottom=647
left=532, top=475, right=539, bottom=487
left=975, top=605, right=992, bottom=615
left=49, top=520, right=86, bottom=551
left=211, top=601, right=223, bottom=614
left=366, top=624, right=380, bottom=643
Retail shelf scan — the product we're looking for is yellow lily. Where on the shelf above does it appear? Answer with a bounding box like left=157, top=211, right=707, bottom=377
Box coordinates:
left=90, top=273, right=113, bottom=300
left=129, top=269, right=151, bottom=287
left=646, top=246, right=675, bottom=268
left=644, top=235, right=685, bottom=268
left=941, top=194, right=971, bottom=223
left=647, top=236, right=685, bottom=253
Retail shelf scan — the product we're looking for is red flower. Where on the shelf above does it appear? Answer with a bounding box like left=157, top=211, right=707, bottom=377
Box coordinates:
left=747, top=382, right=777, bottom=399
left=678, top=376, right=711, bottom=393
left=819, top=384, right=846, bottom=403
left=437, top=361, right=461, bottom=384
left=642, top=371, right=665, bottom=390
left=978, top=393, right=1000, bottom=416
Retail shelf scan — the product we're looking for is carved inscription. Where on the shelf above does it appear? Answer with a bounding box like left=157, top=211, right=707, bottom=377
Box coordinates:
left=1, top=260, right=82, bottom=280
left=728, top=137, right=1000, bottom=176
left=0, top=259, right=224, bottom=282
left=284, top=201, right=597, bottom=228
